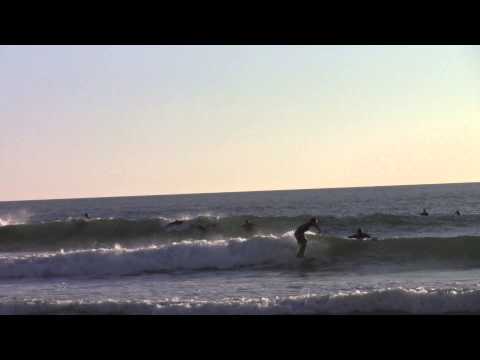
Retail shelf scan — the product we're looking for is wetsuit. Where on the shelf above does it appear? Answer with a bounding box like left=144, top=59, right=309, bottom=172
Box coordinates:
left=294, top=221, right=320, bottom=258
left=167, top=220, right=184, bottom=227
left=242, top=222, right=255, bottom=233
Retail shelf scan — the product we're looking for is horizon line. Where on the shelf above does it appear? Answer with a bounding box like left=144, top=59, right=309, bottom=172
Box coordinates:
left=1, top=180, right=479, bottom=203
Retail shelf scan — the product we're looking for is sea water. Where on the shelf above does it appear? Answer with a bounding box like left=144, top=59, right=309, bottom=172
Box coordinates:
left=0, top=182, right=479, bottom=314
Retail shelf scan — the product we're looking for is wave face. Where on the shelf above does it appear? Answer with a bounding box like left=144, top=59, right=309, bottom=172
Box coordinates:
left=2, top=234, right=480, bottom=279
left=0, top=236, right=295, bottom=278
left=2, top=287, right=480, bottom=314
left=1, top=214, right=479, bottom=252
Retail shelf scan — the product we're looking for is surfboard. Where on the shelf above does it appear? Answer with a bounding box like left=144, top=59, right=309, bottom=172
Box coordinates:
left=346, top=237, right=378, bottom=241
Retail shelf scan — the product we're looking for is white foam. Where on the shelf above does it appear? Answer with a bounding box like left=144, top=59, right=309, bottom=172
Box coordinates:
left=2, top=287, right=480, bottom=314
left=0, top=209, right=31, bottom=226
left=175, top=213, right=223, bottom=221
left=0, top=236, right=300, bottom=278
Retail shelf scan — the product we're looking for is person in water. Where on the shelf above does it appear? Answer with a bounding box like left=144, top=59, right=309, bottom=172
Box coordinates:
left=348, top=228, right=371, bottom=240
left=420, top=209, right=429, bottom=216
left=294, top=217, right=321, bottom=258
left=455, top=210, right=461, bottom=216
left=242, top=220, right=255, bottom=234
left=166, top=219, right=184, bottom=227
left=196, top=223, right=217, bottom=233
left=196, top=224, right=208, bottom=233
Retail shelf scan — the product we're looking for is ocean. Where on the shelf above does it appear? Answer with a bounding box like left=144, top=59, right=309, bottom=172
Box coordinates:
left=0, top=182, right=479, bottom=315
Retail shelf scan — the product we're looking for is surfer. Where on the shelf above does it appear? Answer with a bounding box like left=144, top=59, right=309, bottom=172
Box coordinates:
left=242, top=220, right=255, bottom=234
left=196, top=224, right=207, bottom=233
left=348, top=228, right=371, bottom=240
left=455, top=210, right=461, bottom=216
left=420, top=209, right=429, bottom=216
left=196, top=223, right=217, bottom=234
left=84, top=213, right=90, bottom=219
left=166, top=219, right=184, bottom=227
left=294, top=217, right=321, bottom=258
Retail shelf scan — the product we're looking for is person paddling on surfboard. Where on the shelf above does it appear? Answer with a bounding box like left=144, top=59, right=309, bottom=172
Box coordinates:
left=348, top=228, right=371, bottom=240
left=196, top=223, right=217, bottom=233
left=294, top=217, right=321, bottom=258
left=420, top=209, right=429, bottom=216
left=166, top=219, right=184, bottom=227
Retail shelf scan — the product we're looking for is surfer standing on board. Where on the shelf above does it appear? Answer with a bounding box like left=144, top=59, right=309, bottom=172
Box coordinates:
left=294, top=217, right=321, bottom=258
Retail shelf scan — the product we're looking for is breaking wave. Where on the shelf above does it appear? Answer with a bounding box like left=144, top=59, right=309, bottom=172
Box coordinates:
left=0, top=209, right=31, bottom=227
left=2, top=234, right=480, bottom=279
left=0, top=213, right=478, bottom=252
left=3, top=287, right=480, bottom=314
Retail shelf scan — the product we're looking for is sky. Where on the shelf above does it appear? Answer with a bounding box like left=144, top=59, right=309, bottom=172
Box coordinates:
left=0, top=45, right=479, bottom=201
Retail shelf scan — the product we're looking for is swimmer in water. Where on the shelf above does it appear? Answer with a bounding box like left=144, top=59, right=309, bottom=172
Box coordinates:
left=420, top=209, right=429, bottom=216
left=294, top=217, right=321, bottom=258
left=166, top=219, right=184, bottom=227
left=196, top=223, right=217, bottom=233
left=242, top=220, right=255, bottom=234
left=348, top=228, right=371, bottom=240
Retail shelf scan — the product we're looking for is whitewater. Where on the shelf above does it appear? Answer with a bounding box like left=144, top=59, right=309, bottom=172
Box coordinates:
left=1, top=182, right=480, bottom=314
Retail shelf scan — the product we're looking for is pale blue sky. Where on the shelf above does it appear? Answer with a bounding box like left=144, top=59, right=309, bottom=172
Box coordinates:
left=1, top=46, right=479, bottom=201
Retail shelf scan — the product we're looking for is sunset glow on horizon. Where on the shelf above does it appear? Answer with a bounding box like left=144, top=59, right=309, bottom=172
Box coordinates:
left=1, top=45, right=479, bottom=201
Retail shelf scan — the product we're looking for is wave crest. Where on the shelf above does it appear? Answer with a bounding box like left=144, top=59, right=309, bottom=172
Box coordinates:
left=2, top=234, right=480, bottom=279
left=1, top=213, right=478, bottom=252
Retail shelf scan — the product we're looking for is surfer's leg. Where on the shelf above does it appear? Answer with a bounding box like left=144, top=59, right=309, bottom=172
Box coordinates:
left=296, top=244, right=306, bottom=258
left=296, top=236, right=307, bottom=258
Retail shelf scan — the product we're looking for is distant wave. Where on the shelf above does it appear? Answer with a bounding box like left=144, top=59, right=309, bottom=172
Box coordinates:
left=0, top=214, right=478, bottom=252
left=2, top=287, right=480, bottom=314
left=0, top=209, right=31, bottom=227
left=2, top=234, right=480, bottom=279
